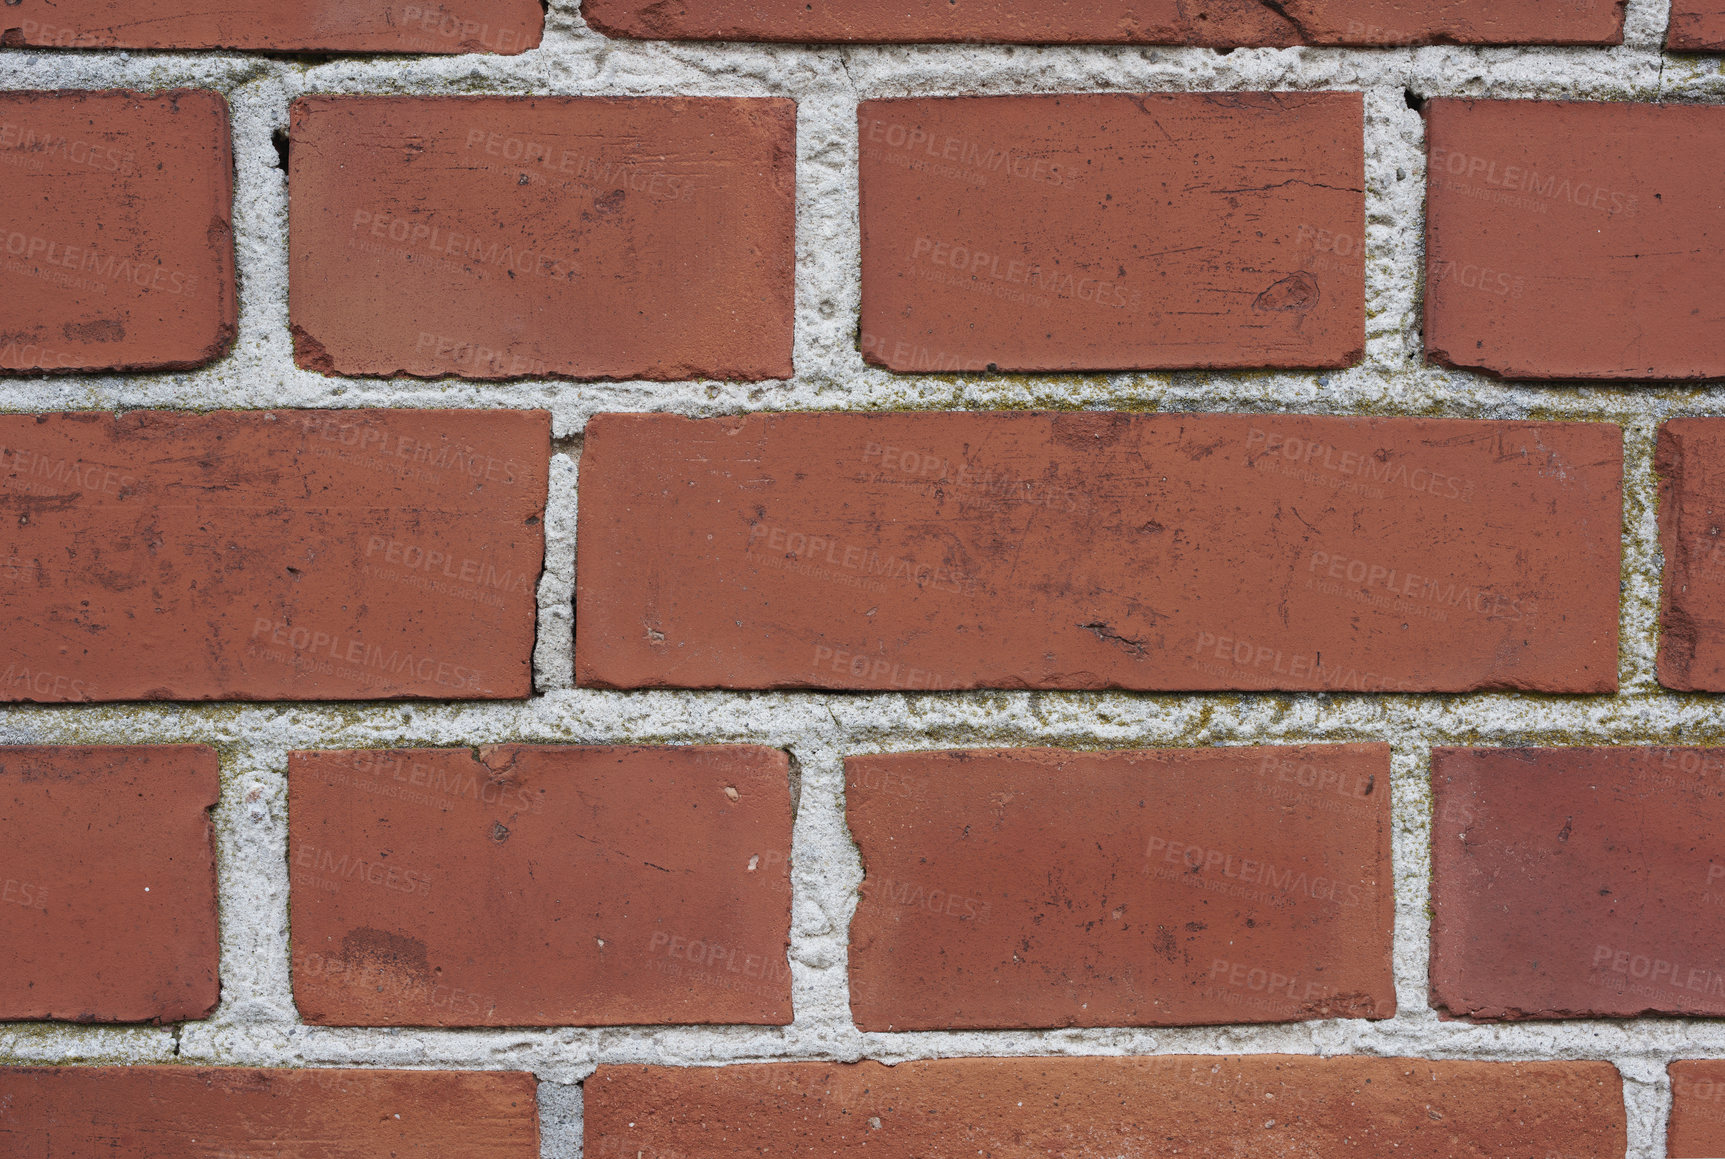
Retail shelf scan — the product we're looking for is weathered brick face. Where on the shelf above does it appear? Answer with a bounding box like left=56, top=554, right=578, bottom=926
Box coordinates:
left=0, top=0, right=1716, bottom=1154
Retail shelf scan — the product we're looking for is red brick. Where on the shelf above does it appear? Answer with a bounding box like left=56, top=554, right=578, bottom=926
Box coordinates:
left=1669, top=1061, right=1725, bottom=1157
left=290, top=745, right=792, bottom=1026
left=586, top=1056, right=1626, bottom=1159
left=576, top=412, right=1621, bottom=693
left=1668, top=0, right=1725, bottom=50
left=0, top=1066, right=538, bottom=1156
left=0, top=1, right=542, bottom=53
left=0, top=90, right=235, bottom=374
left=1425, top=99, right=1725, bottom=380
left=0, top=409, right=546, bottom=703
left=859, top=94, right=1364, bottom=373
left=1657, top=421, right=1725, bottom=691
left=847, top=745, right=1393, bottom=1030
left=584, top=0, right=1623, bottom=46
left=288, top=97, right=795, bottom=382
left=0, top=746, right=218, bottom=1023
left=1431, top=747, right=1725, bottom=1020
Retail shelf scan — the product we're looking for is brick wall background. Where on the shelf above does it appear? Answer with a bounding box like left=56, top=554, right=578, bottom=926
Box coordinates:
left=2, top=0, right=1724, bottom=1155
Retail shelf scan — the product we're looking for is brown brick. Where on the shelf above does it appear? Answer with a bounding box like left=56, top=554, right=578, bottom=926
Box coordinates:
left=1657, top=421, right=1725, bottom=691
left=1670, top=1061, right=1725, bottom=1157
left=1431, top=747, right=1725, bottom=1020
left=288, top=96, right=796, bottom=382
left=576, top=412, right=1621, bottom=693
left=290, top=745, right=792, bottom=1026
left=0, top=1, right=542, bottom=53
left=0, top=1066, right=538, bottom=1156
left=0, top=90, right=235, bottom=374
left=1425, top=99, right=1725, bottom=380
left=583, top=0, right=1623, bottom=46
left=1668, top=0, right=1725, bottom=50
left=0, top=409, right=546, bottom=703
left=586, top=1056, right=1626, bottom=1159
left=0, top=746, right=218, bottom=1023
left=847, top=745, right=1393, bottom=1030
left=859, top=94, right=1364, bottom=373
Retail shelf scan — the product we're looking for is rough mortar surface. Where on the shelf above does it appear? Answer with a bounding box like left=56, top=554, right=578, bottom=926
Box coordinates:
left=0, top=2, right=1721, bottom=1156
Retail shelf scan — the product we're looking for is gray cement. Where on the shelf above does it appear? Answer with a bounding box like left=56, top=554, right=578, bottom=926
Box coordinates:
left=1, top=1, right=1723, bottom=1153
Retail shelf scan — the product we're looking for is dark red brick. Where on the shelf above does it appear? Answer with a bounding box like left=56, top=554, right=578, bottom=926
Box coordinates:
left=1432, top=747, right=1725, bottom=1020
left=848, top=745, right=1393, bottom=1030
left=1, top=1, right=542, bottom=53
left=290, top=745, right=792, bottom=1026
left=0, top=90, right=235, bottom=374
left=0, top=746, right=218, bottom=1023
left=584, top=0, right=1623, bottom=46
left=289, top=96, right=796, bottom=382
left=576, top=412, right=1621, bottom=693
left=586, top=1057, right=1626, bottom=1159
left=1669, top=1061, right=1725, bottom=1157
left=859, top=94, right=1364, bottom=372
left=1668, top=0, right=1725, bottom=50
left=1657, top=420, right=1725, bottom=691
left=1425, top=99, right=1725, bottom=380
left=0, top=409, right=546, bottom=703
left=0, top=1066, right=538, bottom=1156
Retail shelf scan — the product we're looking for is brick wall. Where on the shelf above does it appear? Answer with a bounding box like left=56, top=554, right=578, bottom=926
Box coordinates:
left=1, top=1, right=1722, bottom=1155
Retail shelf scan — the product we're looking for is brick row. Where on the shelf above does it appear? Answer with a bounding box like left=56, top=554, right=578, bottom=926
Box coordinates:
left=15, top=741, right=1725, bottom=1031
left=7, top=91, right=1721, bottom=381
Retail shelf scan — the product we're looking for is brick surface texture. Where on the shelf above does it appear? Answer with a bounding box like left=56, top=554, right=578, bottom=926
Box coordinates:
left=289, top=745, right=793, bottom=1026
left=1, top=0, right=1720, bottom=1156
left=0, top=90, right=236, bottom=373
left=0, top=746, right=219, bottom=1023
left=577, top=412, right=1621, bottom=692
left=859, top=93, right=1365, bottom=372
left=847, top=745, right=1394, bottom=1029
left=582, top=0, right=1626, bottom=46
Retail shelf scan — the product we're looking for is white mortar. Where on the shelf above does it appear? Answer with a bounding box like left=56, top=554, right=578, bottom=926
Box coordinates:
left=2, top=1, right=1723, bottom=1154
